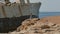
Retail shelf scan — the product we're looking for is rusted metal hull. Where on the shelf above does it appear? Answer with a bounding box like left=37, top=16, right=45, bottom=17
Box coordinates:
left=0, top=3, right=41, bottom=33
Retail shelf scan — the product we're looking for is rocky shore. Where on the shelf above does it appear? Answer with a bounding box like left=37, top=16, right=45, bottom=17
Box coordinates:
left=9, top=16, right=60, bottom=34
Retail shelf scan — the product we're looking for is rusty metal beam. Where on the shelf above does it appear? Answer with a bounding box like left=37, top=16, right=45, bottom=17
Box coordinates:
left=27, top=0, right=30, bottom=3
left=18, top=4, right=23, bottom=16
left=18, top=0, right=25, bottom=16
left=2, top=6, right=7, bottom=18
left=20, top=0, right=25, bottom=5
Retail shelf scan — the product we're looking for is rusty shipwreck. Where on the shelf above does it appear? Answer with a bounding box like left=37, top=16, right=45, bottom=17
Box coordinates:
left=0, top=0, right=41, bottom=33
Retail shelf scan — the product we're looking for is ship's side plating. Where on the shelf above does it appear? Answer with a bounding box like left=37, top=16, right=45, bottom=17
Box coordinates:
left=0, top=0, right=41, bottom=33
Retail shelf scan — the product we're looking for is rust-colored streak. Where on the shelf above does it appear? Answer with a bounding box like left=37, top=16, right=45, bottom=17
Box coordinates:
left=20, top=0, right=25, bottom=5
left=18, top=4, right=23, bottom=16
left=27, top=0, right=30, bottom=3
left=2, top=6, right=7, bottom=17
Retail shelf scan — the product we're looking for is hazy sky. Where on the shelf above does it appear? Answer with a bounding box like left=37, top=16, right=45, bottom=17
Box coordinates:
left=10, top=0, right=60, bottom=12
left=30, top=0, right=60, bottom=12
left=39, top=0, right=60, bottom=12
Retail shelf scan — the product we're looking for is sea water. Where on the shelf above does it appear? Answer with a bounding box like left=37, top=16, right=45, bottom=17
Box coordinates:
left=39, top=12, right=60, bottom=18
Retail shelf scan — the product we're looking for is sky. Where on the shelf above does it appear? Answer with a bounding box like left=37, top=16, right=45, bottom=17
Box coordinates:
left=30, top=0, right=60, bottom=12
left=8, top=0, right=60, bottom=12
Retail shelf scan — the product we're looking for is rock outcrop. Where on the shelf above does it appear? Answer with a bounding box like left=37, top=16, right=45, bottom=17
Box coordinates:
left=9, top=16, right=60, bottom=34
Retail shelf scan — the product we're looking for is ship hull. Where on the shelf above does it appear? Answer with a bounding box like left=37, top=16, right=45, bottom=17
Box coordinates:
left=0, top=3, right=41, bottom=32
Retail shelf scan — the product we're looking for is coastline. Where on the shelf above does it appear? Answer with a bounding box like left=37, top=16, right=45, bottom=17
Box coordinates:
left=39, top=12, right=60, bottom=18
